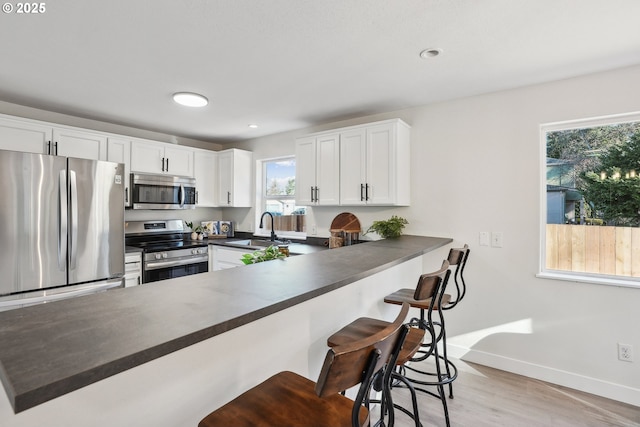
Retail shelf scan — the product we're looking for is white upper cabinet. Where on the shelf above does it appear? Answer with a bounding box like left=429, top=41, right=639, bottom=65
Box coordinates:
left=296, top=118, right=411, bottom=207
left=53, top=128, right=107, bottom=160
left=0, top=115, right=107, bottom=160
left=193, top=148, right=217, bottom=207
left=0, top=116, right=52, bottom=154
left=340, top=119, right=411, bottom=206
left=130, top=139, right=194, bottom=177
left=217, top=148, right=252, bottom=207
left=107, top=137, right=132, bottom=207
left=295, top=133, right=340, bottom=206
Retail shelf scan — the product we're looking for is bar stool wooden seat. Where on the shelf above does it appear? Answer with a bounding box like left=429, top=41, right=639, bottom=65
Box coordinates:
left=327, top=263, right=450, bottom=427
left=198, top=303, right=410, bottom=427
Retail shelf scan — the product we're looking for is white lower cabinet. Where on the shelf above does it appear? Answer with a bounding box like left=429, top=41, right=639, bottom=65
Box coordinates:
left=124, top=252, right=142, bottom=287
left=210, top=246, right=252, bottom=271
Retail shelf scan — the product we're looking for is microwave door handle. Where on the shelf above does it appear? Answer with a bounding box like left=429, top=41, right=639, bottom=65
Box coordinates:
left=69, top=170, right=78, bottom=269
left=58, top=170, right=67, bottom=271
left=180, top=184, right=185, bottom=208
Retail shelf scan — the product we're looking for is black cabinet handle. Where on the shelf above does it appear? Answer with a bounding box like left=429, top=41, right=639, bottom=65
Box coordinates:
left=166, top=158, right=169, bottom=172
left=125, top=187, right=129, bottom=203
left=227, top=191, right=231, bottom=204
left=310, top=186, right=314, bottom=202
left=360, top=183, right=365, bottom=201
left=161, top=158, right=165, bottom=172
left=54, top=141, right=58, bottom=156
left=365, top=183, right=370, bottom=201
left=46, top=141, right=51, bottom=155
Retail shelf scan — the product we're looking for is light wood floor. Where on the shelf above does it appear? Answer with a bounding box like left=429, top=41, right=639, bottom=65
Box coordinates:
left=381, top=358, right=640, bottom=427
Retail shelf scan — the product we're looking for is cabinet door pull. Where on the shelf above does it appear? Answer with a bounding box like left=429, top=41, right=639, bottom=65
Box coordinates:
left=161, top=158, right=165, bottom=172
left=315, top=186, right=319, bottom=202
left=46, top=141, right=51, bottom=155
left=166, top=158, right=169, bottom=172
left=125, top=188, right=129, bottom=204
left=360, top=183, right=365, bottom=201
left=227, top=191, right=231, bottom=205
left=365, top=183, right=370, bottom=201
left=310, top=186, right=314, bottom=202
left=54, top=141, right=58, bottom=156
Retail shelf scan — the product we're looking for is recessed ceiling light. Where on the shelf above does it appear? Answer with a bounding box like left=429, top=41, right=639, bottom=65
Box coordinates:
left=173, top=92, right=208, bottom=107
left=419, top=48, right=443, bottom=59
left=248, top=124, right=259, bottom=129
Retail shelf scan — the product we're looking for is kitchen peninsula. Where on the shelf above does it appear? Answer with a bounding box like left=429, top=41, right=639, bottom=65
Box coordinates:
left=0, top=235, right=451, bottom=427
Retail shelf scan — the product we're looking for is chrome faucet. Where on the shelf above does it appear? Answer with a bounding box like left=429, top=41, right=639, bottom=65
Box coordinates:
left=259, top=212, right=278, bottom=242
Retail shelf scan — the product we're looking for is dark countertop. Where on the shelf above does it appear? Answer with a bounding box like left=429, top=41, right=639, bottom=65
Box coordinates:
left=0, top=235, right=451, bottom=413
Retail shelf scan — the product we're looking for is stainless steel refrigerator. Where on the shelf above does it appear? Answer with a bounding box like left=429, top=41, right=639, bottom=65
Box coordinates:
left=0, top=149, right=125, bottom=311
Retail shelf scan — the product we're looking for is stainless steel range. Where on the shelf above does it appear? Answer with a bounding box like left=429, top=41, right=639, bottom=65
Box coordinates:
left=125, top=220, right=208, bottom=283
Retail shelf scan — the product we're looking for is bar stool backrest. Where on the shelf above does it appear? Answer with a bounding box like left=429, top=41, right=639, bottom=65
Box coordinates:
left=315, top=302, right=410, bottom=398
left=413, top=260, right=451, bottom=302
left=445, top=244, right=470, bottom=308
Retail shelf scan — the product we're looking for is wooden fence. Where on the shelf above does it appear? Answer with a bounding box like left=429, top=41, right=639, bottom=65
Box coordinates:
left=546, top=224, right=640, bottom=277
left=264, top=215, right=306, bottom=233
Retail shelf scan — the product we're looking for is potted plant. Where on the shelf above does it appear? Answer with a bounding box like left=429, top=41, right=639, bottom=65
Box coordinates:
left=185, top=221, right=205, bottom=240
left=240, top=245, right=287, bottom=264
left=366, top=215, right=408, bottom=238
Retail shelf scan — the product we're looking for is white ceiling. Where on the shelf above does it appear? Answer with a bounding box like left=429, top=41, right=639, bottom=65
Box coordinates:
left=1, top=0, right=640, bottom=143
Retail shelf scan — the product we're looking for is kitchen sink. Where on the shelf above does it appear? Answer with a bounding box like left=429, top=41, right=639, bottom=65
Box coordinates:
left=226, top=239, right=280, bottom=248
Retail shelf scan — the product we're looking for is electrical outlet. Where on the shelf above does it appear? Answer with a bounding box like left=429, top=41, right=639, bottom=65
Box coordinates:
left=618, top=343, right=633, bottom=362
left=311, top=224, right=317, bottom=235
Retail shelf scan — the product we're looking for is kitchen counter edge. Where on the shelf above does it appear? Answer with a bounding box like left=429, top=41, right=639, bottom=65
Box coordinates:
left=0, top=235, right=452, bottom=413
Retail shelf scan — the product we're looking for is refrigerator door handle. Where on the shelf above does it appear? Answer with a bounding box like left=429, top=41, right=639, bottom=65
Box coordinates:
left=58, top=170, right=68, bottom=271
left=69, top=170, right=79, bottom=269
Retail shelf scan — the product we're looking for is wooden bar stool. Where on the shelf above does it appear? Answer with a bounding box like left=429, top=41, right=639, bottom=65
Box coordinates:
left=198, top=303, right=410, bottom=427
left=385, top=245, right=470, bottom=400
left=384, top=259, right=453, bottom=426
left=327, top=263, right=450, bottom=427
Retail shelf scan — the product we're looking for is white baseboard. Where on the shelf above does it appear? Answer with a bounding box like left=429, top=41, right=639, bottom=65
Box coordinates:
left=448, top=344, right=640, bottom=407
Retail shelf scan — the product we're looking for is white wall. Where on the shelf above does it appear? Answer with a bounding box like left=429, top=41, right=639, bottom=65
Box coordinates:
left=223, top=64, right=640, bottom=406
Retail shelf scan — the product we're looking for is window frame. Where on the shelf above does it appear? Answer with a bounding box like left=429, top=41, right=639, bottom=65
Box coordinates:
left=255, top=156, right=306, bottom=240
left=538, top=111, right=640, bottom=289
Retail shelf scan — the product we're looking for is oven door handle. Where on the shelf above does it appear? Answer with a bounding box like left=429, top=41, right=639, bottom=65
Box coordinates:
left=145, top=255, right=208, bottom=271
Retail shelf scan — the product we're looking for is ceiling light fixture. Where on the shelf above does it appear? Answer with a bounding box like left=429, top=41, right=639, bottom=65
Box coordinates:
left=172, top=92, right=208, bottom=107
left=248, top=124, right=258, bottom=129
left=419, top=48, right=443, bottom=59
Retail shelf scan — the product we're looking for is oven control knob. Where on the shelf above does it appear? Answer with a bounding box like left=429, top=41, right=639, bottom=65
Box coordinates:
left=199, top=249, right=205, bottom=254
left=162, top=252, right=168, bottom=259
left=154, top=253, right=162, bottom=260
left=192, top=249, right=197, bottom=255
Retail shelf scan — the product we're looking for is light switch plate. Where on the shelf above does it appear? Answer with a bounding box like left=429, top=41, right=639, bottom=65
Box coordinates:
left=479, top=232, right=490, bottom=246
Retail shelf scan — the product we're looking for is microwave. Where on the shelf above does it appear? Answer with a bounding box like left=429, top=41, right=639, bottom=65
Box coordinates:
left=130, top=173, right=197, bottom=210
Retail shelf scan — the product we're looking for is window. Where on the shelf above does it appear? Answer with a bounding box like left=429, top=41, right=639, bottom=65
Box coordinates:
left=258, top=157, right=306, bottom=238
left=540, top=112, right=640, bottom=287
